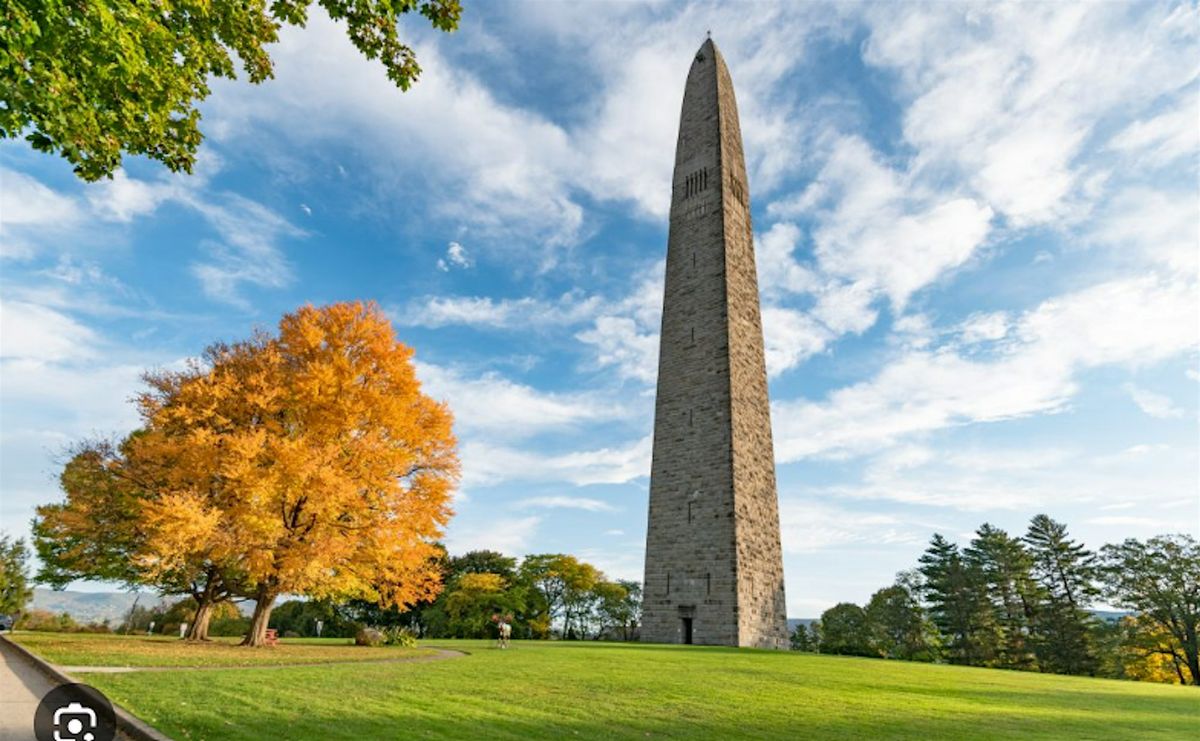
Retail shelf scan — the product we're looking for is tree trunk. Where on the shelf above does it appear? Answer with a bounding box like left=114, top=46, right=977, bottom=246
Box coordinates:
left=185, top=598, right=214, bottom=641
left=240, top=586, right=277, bottom=647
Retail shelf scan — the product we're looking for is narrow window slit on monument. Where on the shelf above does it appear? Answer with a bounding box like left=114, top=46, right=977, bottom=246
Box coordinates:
left=687, top=501, right=693, bottom=523
left=706, top=573, right=711, bottom=594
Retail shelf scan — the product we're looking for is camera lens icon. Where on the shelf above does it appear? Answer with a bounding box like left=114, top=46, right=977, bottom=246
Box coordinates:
left=35, top=684, right=115, bottom=741
left=53, top=702, right=97, bottom=741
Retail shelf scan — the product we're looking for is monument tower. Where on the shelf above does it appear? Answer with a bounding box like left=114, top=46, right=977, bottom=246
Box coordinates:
left=641, top=38, right=788, bottom=649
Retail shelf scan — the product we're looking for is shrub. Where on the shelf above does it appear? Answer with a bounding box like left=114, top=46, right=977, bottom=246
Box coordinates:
left=381, top=625, right=419, bottom=648
left=16, top=610, right=111, bottom=633
left=355, top=627, right=385, bottom=647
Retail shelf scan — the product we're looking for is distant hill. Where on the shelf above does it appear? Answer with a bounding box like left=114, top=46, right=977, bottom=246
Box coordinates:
left=29, top=589, right=168, bottom=625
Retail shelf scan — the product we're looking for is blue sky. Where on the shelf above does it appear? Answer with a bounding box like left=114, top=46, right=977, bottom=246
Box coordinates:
left=1, top=1, right=1197, bottom=617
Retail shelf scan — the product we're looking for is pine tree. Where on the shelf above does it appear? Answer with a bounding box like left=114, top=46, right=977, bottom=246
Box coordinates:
left=1023, top=514, right=1099, bottom=674
left=919, top=534, right=994, bottom=665
left=966, top=524, right=1041, bottom=670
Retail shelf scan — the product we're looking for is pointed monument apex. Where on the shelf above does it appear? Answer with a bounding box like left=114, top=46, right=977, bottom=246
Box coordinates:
left=641, top=38, right=788, bottom=648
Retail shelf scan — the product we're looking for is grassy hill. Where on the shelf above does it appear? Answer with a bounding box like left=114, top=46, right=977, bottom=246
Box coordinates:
left=16, top=634, right=1194, bottom=740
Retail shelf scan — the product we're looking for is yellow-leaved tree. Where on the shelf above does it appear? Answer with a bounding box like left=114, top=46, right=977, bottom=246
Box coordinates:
left=132, top=302, right=458, bottom=646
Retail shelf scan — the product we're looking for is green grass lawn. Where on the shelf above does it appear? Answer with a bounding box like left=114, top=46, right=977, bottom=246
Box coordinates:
left=9, top=631, right=437, bottom=667
left=13, top=635, right=1197, bottom=740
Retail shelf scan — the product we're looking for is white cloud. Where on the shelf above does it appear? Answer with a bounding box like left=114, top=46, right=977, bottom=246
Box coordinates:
left=575, top=316, right=659, bottom=384
left=1088, top=187, right=1199, bottom=274
left=416, top=362, right=627, bottom=437
left=209, top=12, right=585, bottom=258
left=1107, top=99, right=1200, bottom=169
left=761, top=307, right=830, bottom=377
left=7, top=161, right=299, bottom=307
left=812, top=439, right=1197, bottom=518
left=0, top=299, right=166, bottom=539
left=761, top=135, right=993, bottom=350
left=397, top=292, right=602, bottom=329
left=863, top=3, right=1200, bottom=227
left=189, top=194, right=301, bottom=307
left=517, top=496, right=616, bottom=512
left=779, top=498, right=927, bottom=552
left=444, top=515, right=541, bottom=557
left=1086, top=515, right=1163, bottom=528
left=0, top=168, right=82, bottom=228
left=801, top=138, right=994, bottom=310
left=0, top=301, right=99, bottom=363
left=1124, top=384, right=1183, bottom=419
left=0, top=169, right=85, bottom=259
left=958, top=312, right=1010, bottom=344
left=756, top=222, right=818, bottom=297
left=461, top=435, right=651, bottom=488
left=86, top=168, right=184, bottom=223
left=774, top=275, right=1198, bottom=461
left=437, top=241, right=472, bottom=272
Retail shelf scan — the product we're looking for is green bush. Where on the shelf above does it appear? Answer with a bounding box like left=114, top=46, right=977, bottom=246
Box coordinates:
left=16, top=609, right=111, bottom=633
left=380, top=625, right=418, bottom=648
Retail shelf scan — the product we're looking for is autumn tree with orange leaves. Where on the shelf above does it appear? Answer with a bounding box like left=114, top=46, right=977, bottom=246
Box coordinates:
left=35, top=435, right=245, bottom=641
left=38, top=302, right=458, bottom=647
left=133, top=302, right=459, bottom=646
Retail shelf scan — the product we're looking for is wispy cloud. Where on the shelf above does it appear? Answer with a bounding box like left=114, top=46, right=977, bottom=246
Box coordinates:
left=436, top=241, right=472, bottom=272
left=517, top=496, right=616, bottom=512
left=774, top=276, right=1198, bottom=461
left=1124, top=384, right=1184, bottom=419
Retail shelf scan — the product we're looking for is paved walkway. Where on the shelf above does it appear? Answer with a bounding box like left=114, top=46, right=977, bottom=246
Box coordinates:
left=0, top=637, right=136, bottom=741
left=0, top=635, right=57, bottom=741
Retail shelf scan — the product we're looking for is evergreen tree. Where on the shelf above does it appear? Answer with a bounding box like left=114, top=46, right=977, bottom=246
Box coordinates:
left=919, top=534, right=995, bottom=665
left=966, top=524, right=1041, bottom=670
left=1023, top=514, right=1098, bottom=674
left=790, top=622, right=819, bottom=652
left=0, top=535, right=33, bottom=617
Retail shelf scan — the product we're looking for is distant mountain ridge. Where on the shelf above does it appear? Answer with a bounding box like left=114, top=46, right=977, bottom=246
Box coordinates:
left=29, top=588, right=168, bottom=624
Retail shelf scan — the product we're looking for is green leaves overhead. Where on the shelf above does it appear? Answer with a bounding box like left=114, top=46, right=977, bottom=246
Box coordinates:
left=0, top=1, right=463, bottom=181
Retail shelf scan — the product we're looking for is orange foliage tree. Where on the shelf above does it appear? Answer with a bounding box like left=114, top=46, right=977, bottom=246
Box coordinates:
left=132, top=302, right=458, bottom=646
left=35, top=436, right=243, bottom=641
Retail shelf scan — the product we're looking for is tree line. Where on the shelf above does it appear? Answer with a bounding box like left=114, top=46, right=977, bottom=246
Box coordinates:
left=1, top=542, right=642, bottom=644
left=272, top=550, right=642, bottom=641
left=792, top=515, right=1199, bottom=686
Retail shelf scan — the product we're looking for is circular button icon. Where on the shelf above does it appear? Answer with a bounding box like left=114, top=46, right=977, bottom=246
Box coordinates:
left=34, top=683, right=116, bottom=741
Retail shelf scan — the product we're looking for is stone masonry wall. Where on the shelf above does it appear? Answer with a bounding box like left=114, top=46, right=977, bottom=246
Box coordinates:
left=641, top=39, right=788, bottom=649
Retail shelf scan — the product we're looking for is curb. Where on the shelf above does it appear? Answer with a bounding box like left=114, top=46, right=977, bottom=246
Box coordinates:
left=0, top=633, right=174, bottom=741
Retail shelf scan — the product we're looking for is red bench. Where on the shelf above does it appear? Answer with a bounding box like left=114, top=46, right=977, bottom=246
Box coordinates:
left=264, top=628, right=279, bottom=646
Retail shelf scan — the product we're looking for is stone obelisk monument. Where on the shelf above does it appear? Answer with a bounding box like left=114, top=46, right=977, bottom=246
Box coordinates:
left=641, top=38, right=788, bottom=649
